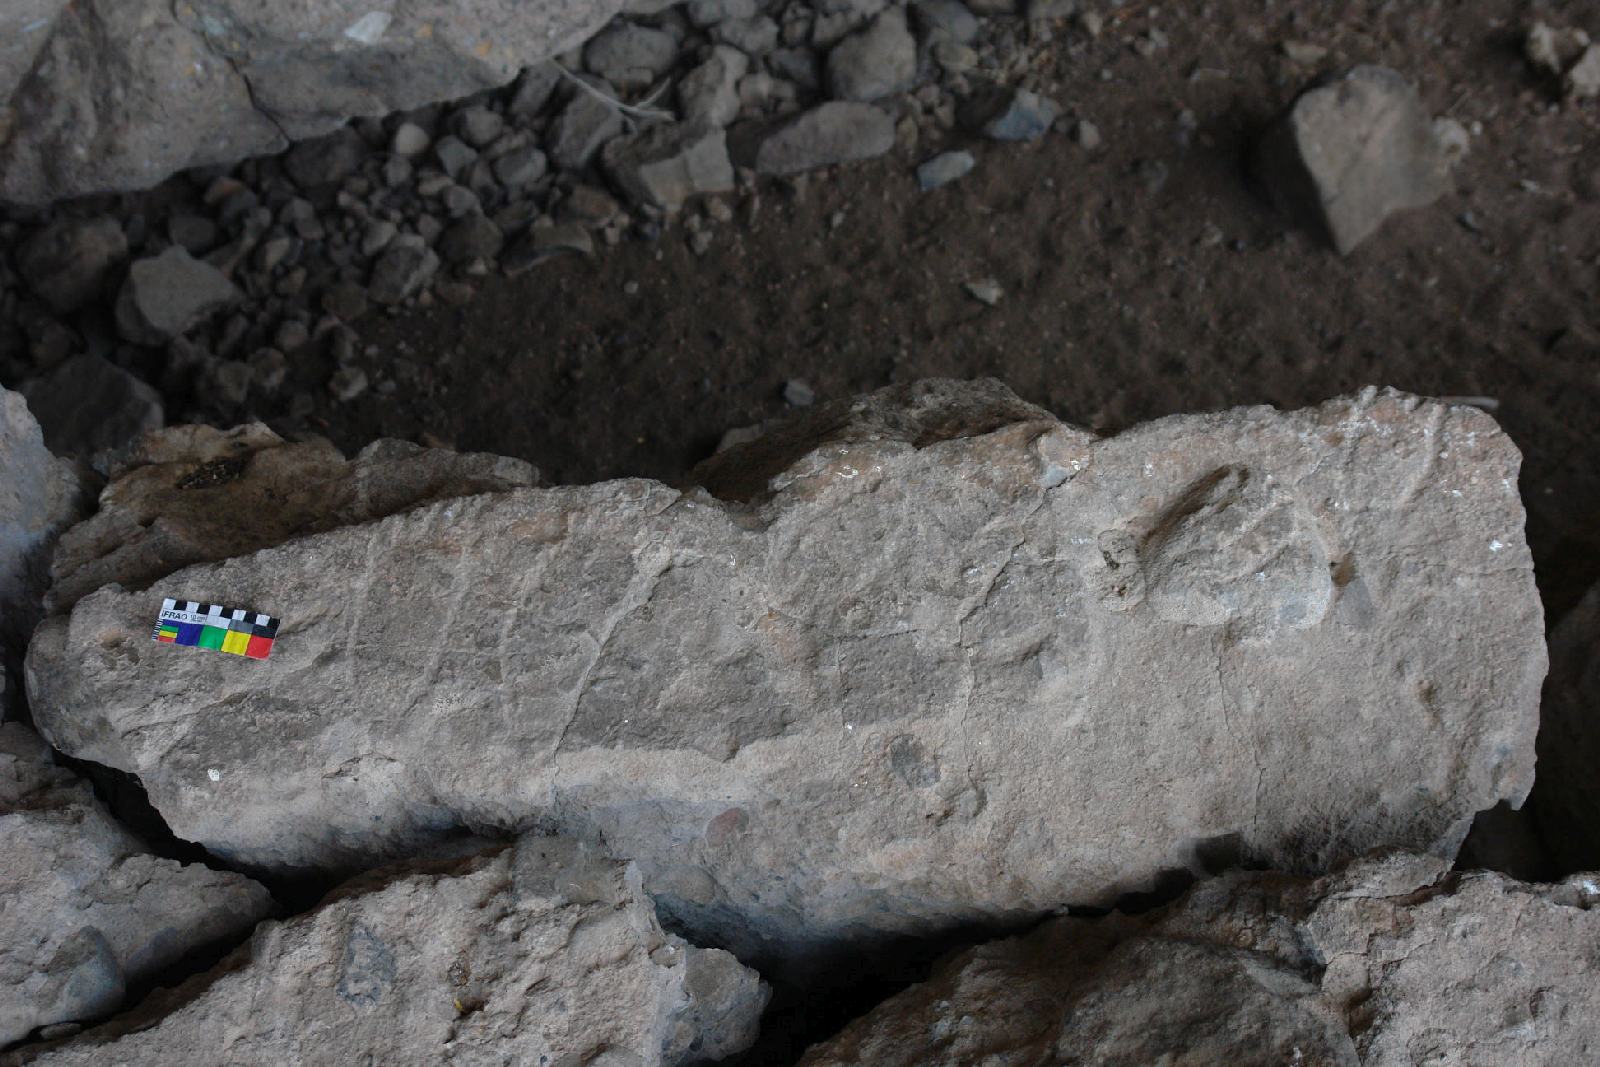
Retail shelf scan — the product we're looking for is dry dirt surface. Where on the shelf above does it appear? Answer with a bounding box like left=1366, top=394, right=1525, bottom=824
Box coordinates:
left=287, top=0, right=1600, bottom=626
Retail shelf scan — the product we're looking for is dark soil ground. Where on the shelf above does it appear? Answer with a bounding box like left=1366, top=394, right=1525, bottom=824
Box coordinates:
left=292, top=0, right=1599, bottom=630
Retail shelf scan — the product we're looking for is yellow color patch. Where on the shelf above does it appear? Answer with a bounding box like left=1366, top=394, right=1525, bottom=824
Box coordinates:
left=221, top=630, right=251, bottom=656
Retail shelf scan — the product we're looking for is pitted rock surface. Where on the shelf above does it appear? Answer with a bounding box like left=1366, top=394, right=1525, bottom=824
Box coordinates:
left=0, top=723, right=272, bottom=1048
left=5, top=836, right=766, bottom=1066
left=44, top=423, right=538, bottom=614
left=25, top=381, right=1544, bottom=960
left=799, top=853, right=1600, bottom=1065
left=0, top=0, right=623, bottom=205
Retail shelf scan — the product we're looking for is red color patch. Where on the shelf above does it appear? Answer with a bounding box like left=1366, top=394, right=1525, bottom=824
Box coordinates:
left=245, top=635, right=274, bottom=660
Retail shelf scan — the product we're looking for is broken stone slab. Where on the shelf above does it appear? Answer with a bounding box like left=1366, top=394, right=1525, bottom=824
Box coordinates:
left=43, top=423, right=539, bottom=616
left=798, top=852, right=1600, bottom=1065
left=1532, top=583, right=1600, bottom=873
left=6, top=835, right=766, bottom=1065
left=0, top=722, right=273, bottom=1048
left=1254, top=65, right=1452, bottom=254
left=113, top=247, right=242, bottom=347
left=0, top=387, right=85, bottom=684
left=25, top=382, right=1544, bottom=963
left=733, top=101, right=897, bottom=176
left=602, top=121, right=736, bottom=212
left=0, top=0, right=624, bottom=207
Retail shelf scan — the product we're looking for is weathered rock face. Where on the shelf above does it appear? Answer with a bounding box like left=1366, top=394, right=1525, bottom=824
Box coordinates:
left=0, top=722, right=273, bottom=1048
left=7, top=836, right=766, bottom=1066
left=1255, top=65, right=1452, bottom=254
left=0, top=0, right=623, bottom=206
left=43, top=423, right=538, bottom=614
left=25, top=382, right=1544, bottom=962
left=1533, top=583, right=1600, bottom=872
left=0, top=387, right=84, bottom=677
left=799, top=853, right=1600, bottom=1065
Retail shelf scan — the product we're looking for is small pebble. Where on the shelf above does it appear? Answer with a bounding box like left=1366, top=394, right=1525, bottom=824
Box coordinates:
left=783, top=378, right=816, bottom=407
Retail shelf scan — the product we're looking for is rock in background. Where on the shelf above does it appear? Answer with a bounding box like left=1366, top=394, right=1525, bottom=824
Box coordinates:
left=798, top=851, right=1600, bottom=1065
left=1533, top=583, right=1600, bottom=873
left=1254, top=65, right=1453, bottom=254
left=25, top=382, right=1545, bottom=963
left=0, top=722, right=273, bottom=1047
left=0, top=386, right=84, bottom=690
left=0, top=0, right=626, bottom=205
left=6, top=835, right=766, bottom=1066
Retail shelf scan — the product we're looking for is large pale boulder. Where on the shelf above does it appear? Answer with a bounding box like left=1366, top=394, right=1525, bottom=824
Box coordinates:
left=0, top=387, right=84, bottom=683
left=6, top=835, right=766, bottom=1066
left=799, top=852, right=1600, bottom=1065
left=0, top=0, right=623, bottom=207
left=25, top=382, right=1544, bottom=962
left=0, top=722, right=273, bottom=1048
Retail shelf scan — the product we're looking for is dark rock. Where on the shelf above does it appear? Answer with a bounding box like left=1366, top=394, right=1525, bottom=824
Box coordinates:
left=438, top=216, right=505, bottom=265
left=585, top=23, right=680, bottom=92
left=18, top=218, right=128, bottom=314
left=734, top=102, right=897, bottom=175
left=549, top=81, right=627, bottom=172
left=369, top=242, right=440, bottom=305
left=283, top=126, right=368, bottom=189
left=18, top=355, right=163, bottom=458
left=452, top=107, right=506, bottom=149
left=679, top=47, right=750, bottom=129
left=602, top=122, right=736, bottom=211
left=912, top=0, right=980, bottom=43
left=826, top=8, right=918, bottom=102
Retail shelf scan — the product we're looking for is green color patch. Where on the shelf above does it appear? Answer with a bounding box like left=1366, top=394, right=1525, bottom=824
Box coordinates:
left=198, top=625, right=227, bottom=650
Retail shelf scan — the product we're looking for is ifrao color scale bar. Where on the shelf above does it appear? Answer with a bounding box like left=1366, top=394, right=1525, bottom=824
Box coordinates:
left=152, top=598, right=279, bottom=660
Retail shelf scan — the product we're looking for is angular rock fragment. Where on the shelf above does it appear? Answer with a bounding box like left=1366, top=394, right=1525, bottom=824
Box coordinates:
left=0, top=0, right=624, bottom=206
left=735, top=101, right=897, bottom=175
left=1254, top=66, right=1452, bottom=253
left=825, top=8, right=918, bottom=102
left=584, top=22, right=680, bottom=92
left=43, top=423, right=539, bottom=614
left=603, top=122, right=736, bottom=212
left=368, top=241, right=440, bottom=306
left=0, top=722, right=272, bottom=1048
left=9, top=836, right=765, bottom=1065
left=799, top=853, right=1600, bottom=1065
left=1533, top=583, right=1600, bottom=872
left=961, top=87, right=1060, bottom=141
left=0, top=388, right=84, bottom=676
left=281, top=126, right=368, bottom=190
left=26, top=382, right=1544, bottom=963
left=679, top=46, right=750, bottom=129
left=549, top=80, right=629, bottom=172
left=113, top=247, right=242, bottom=346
